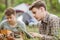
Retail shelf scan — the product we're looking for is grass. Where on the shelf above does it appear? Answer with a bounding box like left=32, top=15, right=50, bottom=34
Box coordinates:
left=49, top=11, right=60, bottom=17
left=0, top=12, right=4, bottom=21
left=26, top=26, right=40, bottom=40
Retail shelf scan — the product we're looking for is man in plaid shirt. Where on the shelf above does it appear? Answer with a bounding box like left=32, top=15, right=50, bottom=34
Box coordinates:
left=29, top=0, right=60, bottom=40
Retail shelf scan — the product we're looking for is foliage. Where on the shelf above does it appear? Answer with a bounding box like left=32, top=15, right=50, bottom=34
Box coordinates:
left=14, top=0, right=34, bottom=6
left=0, top=4, right=5, bottom=12
left=46, top=0, right=60, bottom=11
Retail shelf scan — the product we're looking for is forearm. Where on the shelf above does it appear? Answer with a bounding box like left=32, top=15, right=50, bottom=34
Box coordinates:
left=41, top=34, right=60, bottom=40
left=24, top=31, right=33, bottom=38
left=30, top=32, right=53, bottom=39
left=33, top=33, right=52, bottom=38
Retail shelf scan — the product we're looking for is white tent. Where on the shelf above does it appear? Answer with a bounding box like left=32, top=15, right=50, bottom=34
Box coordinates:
left=13, top=3, right=38, bottom=26
left=13, top=3, right=29, bottom=12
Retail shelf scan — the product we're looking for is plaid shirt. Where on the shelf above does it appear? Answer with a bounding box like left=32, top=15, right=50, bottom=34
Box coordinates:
left=39, top=13, right=60, bottom=38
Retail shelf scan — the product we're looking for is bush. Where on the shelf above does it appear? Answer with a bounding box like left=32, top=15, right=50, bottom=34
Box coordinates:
left=56, top=4, right=60, bottom=11
left=14, top=0, right=34, bottom=6
left=0, top=4, right=6, bottom=12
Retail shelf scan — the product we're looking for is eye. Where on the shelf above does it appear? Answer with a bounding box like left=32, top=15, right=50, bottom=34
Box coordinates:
left=33, top=12, right=36, bottom=14
left=6, top=16, right=12, bottom=19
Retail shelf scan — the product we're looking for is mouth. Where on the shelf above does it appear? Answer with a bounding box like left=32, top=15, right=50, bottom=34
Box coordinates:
left=36, top=18, right=41, bottom=21
left=35, top=17, right=39, bottom=20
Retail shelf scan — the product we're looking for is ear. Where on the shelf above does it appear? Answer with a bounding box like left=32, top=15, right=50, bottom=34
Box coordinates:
left=39, top=7, right=45, bottom=11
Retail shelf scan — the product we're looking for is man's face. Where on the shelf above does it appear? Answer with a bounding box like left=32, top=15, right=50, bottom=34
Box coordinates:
left=6, top=14, right=16, bottom=23
left=31, top=7, right=43, bottom=21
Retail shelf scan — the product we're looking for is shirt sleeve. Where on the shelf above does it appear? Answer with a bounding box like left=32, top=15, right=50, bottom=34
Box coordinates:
left=17, top=21, right=33, bottom=38
left=0, top=20, right=5, bottom=30
left=0, top=20, right=5, bottom=33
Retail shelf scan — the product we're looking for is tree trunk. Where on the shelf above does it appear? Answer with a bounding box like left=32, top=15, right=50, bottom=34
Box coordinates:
left=5, top=0, right=8, bottom=8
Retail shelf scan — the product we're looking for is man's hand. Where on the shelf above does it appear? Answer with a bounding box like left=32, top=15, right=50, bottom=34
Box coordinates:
left=30, top=32, right=44, bottom=38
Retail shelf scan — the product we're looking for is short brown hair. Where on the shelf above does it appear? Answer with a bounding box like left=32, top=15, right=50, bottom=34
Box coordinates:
left=5, top=7, right=16, bottom=16
left=29, top=0, right=46, bottom=10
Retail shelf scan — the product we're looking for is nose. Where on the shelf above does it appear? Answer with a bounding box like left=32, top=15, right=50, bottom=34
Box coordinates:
left=8, top=18, right=11, bottom=21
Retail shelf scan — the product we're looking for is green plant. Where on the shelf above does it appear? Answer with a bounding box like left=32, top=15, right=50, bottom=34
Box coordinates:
left=0, top=4, right=6, bottom=12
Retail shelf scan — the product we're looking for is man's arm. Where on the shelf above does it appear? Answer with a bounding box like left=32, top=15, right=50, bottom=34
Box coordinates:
left=30, top=17, right=60, bottom=39
left=30, top=32, right=53, bottom=39
left=17, top=21, right=33, bottom=38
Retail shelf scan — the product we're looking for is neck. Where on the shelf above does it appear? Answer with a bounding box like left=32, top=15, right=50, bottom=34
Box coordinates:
left=41, top=11, right=47, bottom=20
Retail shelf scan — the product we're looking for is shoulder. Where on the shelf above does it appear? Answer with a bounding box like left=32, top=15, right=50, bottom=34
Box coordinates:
left=0, top=20, right=7, bottom=26
left=49, top=14, right=59, bottom=20
left=16, top=20, right=26, bottom=27
left=48, top=14, right=59, bottom=24
left=17, top=21, right=25, bottom=27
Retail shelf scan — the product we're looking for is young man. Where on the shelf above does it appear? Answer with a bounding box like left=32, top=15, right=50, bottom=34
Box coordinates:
left=29, top=0, right=60, bottom=40
left=0, top=8, right=33, bottom=40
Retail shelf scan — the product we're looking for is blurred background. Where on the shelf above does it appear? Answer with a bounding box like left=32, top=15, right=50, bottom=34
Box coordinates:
left=0, top=0, right=60, bottom=40
left=0, top=0, right=60, bottom=21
